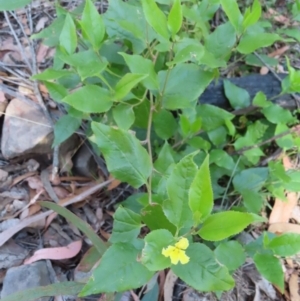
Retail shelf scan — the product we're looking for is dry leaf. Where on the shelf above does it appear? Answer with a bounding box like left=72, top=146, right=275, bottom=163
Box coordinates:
left=289, top=272, right=300, bottom=301
left=266, top=8, right=290, bottom=24
left=35, top=16, right=49, bottom=32
left=107, top=175, right=121, bottom=191
left=291, top=206, right=300, bottom=223
left=164, top=270, right=178, bottom=301
left=11, top=171, right=38, bottom=187
left=20, top=203, right=41, bottom=219
left=26, top=176, right=44, bottom=191
left=130, top=290, right=140, bottom=301
left=0, top=180, right=111, bottom=247
left=269, top=222, right=300, bottom=234
left=269, top=45, right=290, bottom=58
left=24, top=240, right=82, bottom=264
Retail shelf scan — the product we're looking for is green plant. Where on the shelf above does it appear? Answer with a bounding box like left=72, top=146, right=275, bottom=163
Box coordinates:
left=3, top=0, right=300, bottom=299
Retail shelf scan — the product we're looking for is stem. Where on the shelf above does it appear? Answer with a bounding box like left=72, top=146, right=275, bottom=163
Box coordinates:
left=146, top=92, right=155, bottom=205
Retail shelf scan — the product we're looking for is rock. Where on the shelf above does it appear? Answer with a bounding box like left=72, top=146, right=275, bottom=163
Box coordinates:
left=0, top=169, right=8, bottom=181
left=1, top=98, right=80, bottom=161
left=0, top=169, right=12, bottom=192
left=1, top=261, right=52, bottom=301
left=0, top=239, right=29, bottom=269
left=72, top=143, right=97, bottom=177
left=1, top=98, right=53, bottom=159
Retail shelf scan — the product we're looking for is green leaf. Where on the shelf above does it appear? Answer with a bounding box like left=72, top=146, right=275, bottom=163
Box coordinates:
left=275, top=123, right=294, bottom=149
left=196, top=104, right=234, bottom=131
left=189, top=155, right=213, bottom=224
left=233, top=168, right=268, bottom=192
left=172, top=243, right=234, bottom=291
left=53, top=115, right=81, bottom=147
left=168, top=0, right=183, bottom=36
left=210, top=149, right=235, bottom=170
left=59, top=14, right=77, bottom=54
left=214, top=241, right=246, bottom=271
left=113, top=104, right=135, bottom=130
left=44, top=82, right=68, bottom=103
left=0, top=0, right=32, bottom=11
left=119, top=53, right=159, bottom=91
left=110, top=206, right=142, bottom=243
left=31, top=15, right=65, bottom=47
left=159, top=64, right=214, bottom=110
left=141, top=282, right=159, bottom=301
left=81, top=0, right=105, bottom=49
left=115, top=73, right=148, bottom=100
left=169, top=41, right=204, bottom=66
left=62, top=85, right=113, bottom=113
left=254, top=253, right=284, bottom=292
left=252, top=91, right=272, bottom=108
left=208, top=126, right=227, bottom=146
left=58, top=49, right=108, bottom=80
left=141, top=204, right=176, bottom=235
left=163, top=152, right=198, bottom=229
left=220, top=0, right=243, bottom=33
left=246, top=54, right=278, bottom=68
left=80, top=242, right=154, bottom=295
left=0, top=282, right=85, bottom=301
left=154, top=142, right=175, bottom=173
left=133, top=100, right=150, bottom=128
left=141, top=229, right=174, bottom=271
left=141, top=0, right=169, bottom=39
left=198, top=211, right=255, bottom=241
left=32, top=69, right=73, bottom=81
left=104, top=0, right=157, bottom=54
left=241, top=189, right=264, bottom=213
left=268, top=233, right=300, bottom=257
left=242, top=0, right=262, bottom=30
left=237, top=32, right=281, bottom=54
left=262, top=104, right=294, bottom=124
left=153, top=109, right=177, bottom=140
left=40, top=201, right=108, bottom=255
left=224, top=80, right=251, bottom=109
left=90, top=122, right=152, bottom=188
left=205, top=22, right=236, bottom=59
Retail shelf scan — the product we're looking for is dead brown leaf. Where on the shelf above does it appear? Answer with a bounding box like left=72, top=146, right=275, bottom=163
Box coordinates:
left=11, top=171, right=38, bottom=187
left=107, top=175, right=121, bottom=191
left=269, top=222, right=300, bottom=234
left=0, top=179, right=112, bottom=247
left=265, top=8, right=290, bottom=24
left=289, top=272, right=300, bottom=301
left=24, top=240, right=82, bottom=264
left=164, top=269, right=178, bottom=301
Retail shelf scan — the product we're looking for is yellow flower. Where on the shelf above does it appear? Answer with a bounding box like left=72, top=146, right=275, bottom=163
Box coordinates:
left=162, top=237, right=190, bottom=265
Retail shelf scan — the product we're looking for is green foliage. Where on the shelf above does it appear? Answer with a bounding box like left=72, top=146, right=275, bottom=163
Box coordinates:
left=172, top=243, right=235, bottom=291
left=0, top=0, right=32, bottom=11
left=254, top=253, right=284, bottom=292
left=109, top=206, right=142, bottom=243
left=198, top=211, right=256, bottom=241
left=214, top=241, right=245, bottom=271
left=90, top=122, right=152, bottom=188
left=29, top=0, right=300, bottom=298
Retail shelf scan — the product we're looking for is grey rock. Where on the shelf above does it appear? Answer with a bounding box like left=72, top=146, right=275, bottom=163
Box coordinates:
left=1, top=98, right=53, bottom=159
left=72, top=143, right=97, bottom=177
left=0, top=239, right=29, bottom=269
left=1, top=261, right=52, bottom=301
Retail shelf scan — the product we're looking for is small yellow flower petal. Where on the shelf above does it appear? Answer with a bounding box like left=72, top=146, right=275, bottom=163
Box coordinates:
left=162, top=246, right=176, bottom=258
left=162, top=245, right=190, bottom=265
left=178, top=251, right=190, bottom=264
left=175, top=237, right=189, bottom=250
